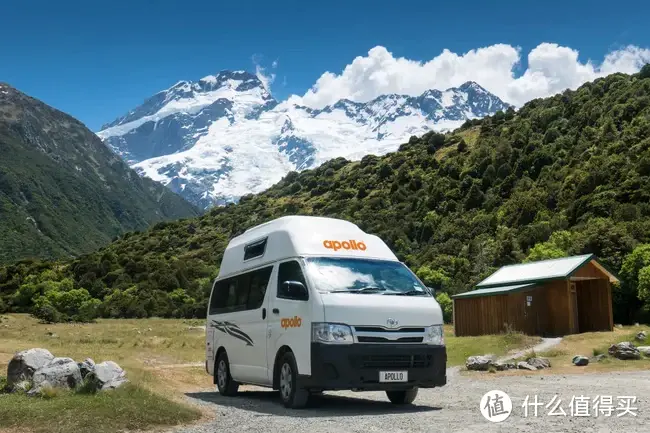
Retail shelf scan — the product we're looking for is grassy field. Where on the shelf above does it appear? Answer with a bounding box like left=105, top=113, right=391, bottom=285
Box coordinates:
left=0, top=314, right=209, bottom=433
left=534, top=324, right=650, bottom=373
left=0, top=315, right=550, bottom=432
left=463, top=324, right=650, bottom=377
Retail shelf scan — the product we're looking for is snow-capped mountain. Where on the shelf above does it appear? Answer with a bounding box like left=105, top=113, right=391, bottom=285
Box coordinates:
left=98, top=70, right=510, bottom=209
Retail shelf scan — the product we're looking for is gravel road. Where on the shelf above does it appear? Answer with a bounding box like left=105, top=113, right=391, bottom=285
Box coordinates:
left=169, top=368, right=649, bottom=433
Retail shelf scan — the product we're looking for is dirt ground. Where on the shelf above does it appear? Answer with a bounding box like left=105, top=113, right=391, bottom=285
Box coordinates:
left=166, top=367, right=649, bottom=433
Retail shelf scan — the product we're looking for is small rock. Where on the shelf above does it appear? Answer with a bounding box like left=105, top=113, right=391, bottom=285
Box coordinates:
left=46, top=331, right=58, bottom=338
left=636, top=346, right=650, bottom=357
left=78, top=358, right=96, bottom=379
left=526, top=357, right=551, bottom=369
left=635, top=331, right=647, bottom=342
left=591, top=354, right=607, bottom=362
left=466, top=355, right=496, bottom=371
left=86, top=361, right=128, bottom=391
left=608, top=342, right=641, bottom=360
left=517, top=361, right=538, bottom=371
left=187, top=326, right=206, bottom=332
left=7, top=348, right=55, bottom=388
left=30, top=357, right=82, bottom=393
left=615, top=324, right=623, bottom=328
left=494, top=362, right=516, bottom=371
left=573, top=355, right=590, bottom=366
left=147, top=328, right=152, bottom=332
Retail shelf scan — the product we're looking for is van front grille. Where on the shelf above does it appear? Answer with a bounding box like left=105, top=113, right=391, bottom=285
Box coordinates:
left=352, top=325, right=426, bottom=344
left=358, top=354, right=431, bottom=369
left=357, top=336, right=423, bottom=343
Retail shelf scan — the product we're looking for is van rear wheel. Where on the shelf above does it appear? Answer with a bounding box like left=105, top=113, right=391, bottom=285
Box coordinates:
left=386, top=387, right=419, bottom=404
left=216, top=351, right=239, bottom=396
left=278, top=352, right=309, bottom=409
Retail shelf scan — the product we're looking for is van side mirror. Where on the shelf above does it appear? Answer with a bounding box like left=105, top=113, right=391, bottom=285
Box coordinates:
left=427, top=286, right=436, bottom=296
left=281, top=280, right=309, bottom=300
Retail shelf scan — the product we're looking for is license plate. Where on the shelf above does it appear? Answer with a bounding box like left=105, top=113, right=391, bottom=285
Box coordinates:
left=379, top=371, right=408, bottom=382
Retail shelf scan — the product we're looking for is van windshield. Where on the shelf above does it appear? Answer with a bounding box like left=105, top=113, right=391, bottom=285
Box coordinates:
left=304, top=257, right=431, bottom=296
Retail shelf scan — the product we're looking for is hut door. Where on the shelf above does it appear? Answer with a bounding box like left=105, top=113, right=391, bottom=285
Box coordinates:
left=570, top=282, right=579, bottom=333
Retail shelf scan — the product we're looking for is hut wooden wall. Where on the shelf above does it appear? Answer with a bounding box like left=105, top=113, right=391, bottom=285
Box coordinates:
left=541, top=280, right=571, bottom=336
left=576, top=279, right=613, bottom=332
left=453, top=289, right=541, bottom=336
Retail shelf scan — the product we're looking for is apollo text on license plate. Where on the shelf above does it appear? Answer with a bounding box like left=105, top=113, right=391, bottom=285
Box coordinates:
left=379, top=371, right=408, bottom=382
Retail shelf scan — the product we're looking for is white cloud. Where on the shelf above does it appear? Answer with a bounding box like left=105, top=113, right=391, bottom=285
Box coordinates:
left=292, top=43, right=650, bottom=108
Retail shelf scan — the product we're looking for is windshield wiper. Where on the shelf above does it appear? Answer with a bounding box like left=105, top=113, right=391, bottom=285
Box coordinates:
left=387, top=289, right=429, bottom=296
left=331, top=286, right=387, bottom=294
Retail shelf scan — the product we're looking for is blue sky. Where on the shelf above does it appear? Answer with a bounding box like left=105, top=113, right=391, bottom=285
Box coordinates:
left=1, top=0, right=649, bottom=131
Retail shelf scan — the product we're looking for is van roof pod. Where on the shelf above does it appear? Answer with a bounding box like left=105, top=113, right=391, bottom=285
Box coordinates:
left=217, top=215, right=399, bottom=279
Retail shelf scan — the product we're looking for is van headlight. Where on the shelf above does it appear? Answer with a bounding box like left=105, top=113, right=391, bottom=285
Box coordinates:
left=423, top=325, right=445, bottom=346
left=312, top=323, right=354, bottom=344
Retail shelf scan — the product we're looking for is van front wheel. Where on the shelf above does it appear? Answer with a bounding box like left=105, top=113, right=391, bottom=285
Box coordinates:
left=386, top=388, right=419, bottom=405
left=278, top=352, right=309, bottom=409
left=216, top=351, right=239, bottom=396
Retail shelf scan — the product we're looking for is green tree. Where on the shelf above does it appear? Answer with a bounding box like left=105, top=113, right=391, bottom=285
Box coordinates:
left=435, top=292, right=453, bottom=323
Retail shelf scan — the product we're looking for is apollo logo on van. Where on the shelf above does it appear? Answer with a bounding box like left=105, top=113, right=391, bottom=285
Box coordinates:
left=281, top=316, right=302, bottom=329
left=323, top=240, right=367, bottom=252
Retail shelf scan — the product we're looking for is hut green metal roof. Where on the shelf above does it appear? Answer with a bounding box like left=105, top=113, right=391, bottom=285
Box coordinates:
left=452, top=254, right=619, bottom=300
left=451, top=283, right=537, bottom=299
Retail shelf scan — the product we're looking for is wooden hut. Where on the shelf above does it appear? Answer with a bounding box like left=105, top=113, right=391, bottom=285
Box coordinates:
left=452, top=254, right=619, bottom=337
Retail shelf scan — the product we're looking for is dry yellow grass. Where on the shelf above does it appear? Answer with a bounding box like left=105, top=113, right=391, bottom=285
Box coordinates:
left=0, top=314, right=209, bottom=433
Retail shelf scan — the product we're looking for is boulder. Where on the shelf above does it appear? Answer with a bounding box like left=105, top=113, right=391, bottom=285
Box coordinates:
left=85, top=361, right=128, bottom=391
left=572, top=355, right=590, bottom=366
left=30, top=357, right=82, bottom=393
left=494, top=362, right=516, bottom=371
left=637, top=346, right=650, bottom=357
left=635, top=331, right=647, bottom=342
left=6, top=348, right=54, bottom=387
left=466, top=355, right=496, bottom=371
left=608, top=342, right=641, bottom=360
left=526, top=357, right=551, bottom=369
left=517, top=361, right=538, bottom=371
left=78, top=358, right=96, bottom=379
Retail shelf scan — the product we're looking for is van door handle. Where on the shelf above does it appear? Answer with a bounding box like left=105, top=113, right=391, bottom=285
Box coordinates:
left=272, top=308, right=280, bottom=314
left=262, top=308, right=266, bottom=320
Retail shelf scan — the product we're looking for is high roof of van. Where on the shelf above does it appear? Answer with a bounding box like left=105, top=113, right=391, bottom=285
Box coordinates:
left=217, top=215, right=399, bottom=278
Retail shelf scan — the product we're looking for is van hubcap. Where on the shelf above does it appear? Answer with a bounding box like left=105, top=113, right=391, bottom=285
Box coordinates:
left=280, top=363, right=292, bottom=400
left=217, top=360, right=227, bottom=389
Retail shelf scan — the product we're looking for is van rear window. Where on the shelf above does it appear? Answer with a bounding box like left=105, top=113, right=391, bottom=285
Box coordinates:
left=244, top=238, right=267, bottom=261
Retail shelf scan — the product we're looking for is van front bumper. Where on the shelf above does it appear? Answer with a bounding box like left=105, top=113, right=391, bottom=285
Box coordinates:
left=298, top=342, right=447, bottom=392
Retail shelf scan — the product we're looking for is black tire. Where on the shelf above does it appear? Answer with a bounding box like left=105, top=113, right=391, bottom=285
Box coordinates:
left=386, top=387, right=419, bottom=405
left=215, top=351, right=239, bottom=396
left=278, top=352, right=309, bottom=409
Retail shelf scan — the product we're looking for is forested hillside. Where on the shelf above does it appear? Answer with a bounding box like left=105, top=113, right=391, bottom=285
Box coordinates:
left=0, top=83, right=199, bottom=264
left=1, top=67, right=650, bottom=324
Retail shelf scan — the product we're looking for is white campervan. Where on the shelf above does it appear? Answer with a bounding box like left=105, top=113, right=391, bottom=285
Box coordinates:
left=205, top=215, right=446, bottom=408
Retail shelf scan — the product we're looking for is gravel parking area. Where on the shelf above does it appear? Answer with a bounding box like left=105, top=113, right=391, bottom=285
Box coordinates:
left=169, top=368, right=649, bottom=433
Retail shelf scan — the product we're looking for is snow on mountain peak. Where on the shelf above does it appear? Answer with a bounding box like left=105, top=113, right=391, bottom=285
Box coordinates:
left=97, top=72, right=510, bottom=209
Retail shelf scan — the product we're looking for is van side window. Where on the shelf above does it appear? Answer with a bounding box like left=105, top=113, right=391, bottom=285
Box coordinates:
left=244, top=238, right=267, bottom=261
left=247, top=266, right=273, bottom=309
left=277, top=260, right=308, bottom=300
left=209, top=265, right=273, bottom=314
